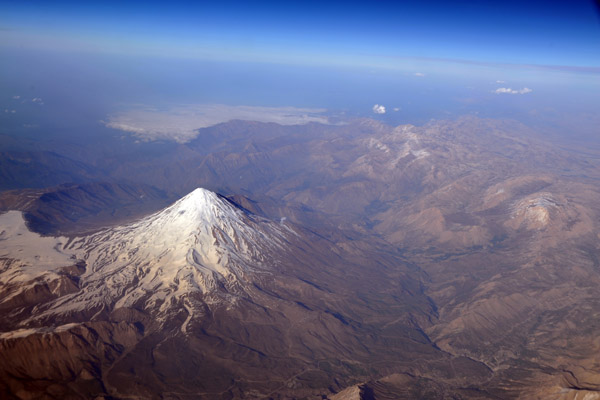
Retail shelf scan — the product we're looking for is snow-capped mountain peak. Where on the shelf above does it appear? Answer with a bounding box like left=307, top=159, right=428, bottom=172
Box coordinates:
left=159, top=187, right=241, bottom=231
left=6, top=188, right=292, bottom=324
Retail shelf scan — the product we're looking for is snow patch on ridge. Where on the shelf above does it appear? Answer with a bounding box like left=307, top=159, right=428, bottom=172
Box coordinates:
left=509, top=193, right=560, bottom=229
left=0, top=211, right=73, bottom=285
left=0, top=323, right=81, bottom=340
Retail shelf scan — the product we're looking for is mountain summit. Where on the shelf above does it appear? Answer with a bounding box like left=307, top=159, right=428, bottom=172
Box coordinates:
left=1, top=188, right=293, bottom=329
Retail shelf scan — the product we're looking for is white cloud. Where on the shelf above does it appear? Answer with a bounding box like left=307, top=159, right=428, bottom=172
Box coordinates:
left=372, top=104, right=386, bottom=114
left=496, top=80, right=505, bottom=84
left=12, top=95, right=20, bottom=99
left=414, top=72, right=426, bottom=77
left=393, top=107, right=400, bottom=112
left=494, top=87, right=533, bottom=95
left=32, top=97, right=43, bottom=103
left=105, top=104, right=330, bottom=143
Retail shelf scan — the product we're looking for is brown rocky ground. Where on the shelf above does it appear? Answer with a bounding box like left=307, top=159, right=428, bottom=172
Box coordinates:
left=1, top=116, right=600, bottom=398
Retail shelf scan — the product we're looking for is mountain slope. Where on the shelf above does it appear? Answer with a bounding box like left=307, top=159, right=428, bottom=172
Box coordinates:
left=45, top=188, right=293, bottom=324
left=1, top=188, right=464, bottom=399
left=1, top=188, right=293, bottom=327
left=0, top=182, right=171, bottom=235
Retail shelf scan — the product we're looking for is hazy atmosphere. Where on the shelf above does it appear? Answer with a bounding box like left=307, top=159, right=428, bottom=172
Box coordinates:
left=1, top=1, right=600, bottom=399
left=2, top=0, right=599, bottom=142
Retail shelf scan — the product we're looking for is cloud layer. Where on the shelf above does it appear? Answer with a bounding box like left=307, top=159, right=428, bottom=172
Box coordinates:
left=105, top=104, right=330, bottom=143
left=494, top=87, right=532, bottom=95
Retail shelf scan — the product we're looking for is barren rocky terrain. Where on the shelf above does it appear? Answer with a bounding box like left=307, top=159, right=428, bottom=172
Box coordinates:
left=1, top=116, right=600, bottom=399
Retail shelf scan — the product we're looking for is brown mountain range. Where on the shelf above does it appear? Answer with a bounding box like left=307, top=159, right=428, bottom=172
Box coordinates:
left=1, top=116, right=599, bottom=399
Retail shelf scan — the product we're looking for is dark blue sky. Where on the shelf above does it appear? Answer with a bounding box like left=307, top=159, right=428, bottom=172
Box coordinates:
left=2, top=0, right=600, bottom=68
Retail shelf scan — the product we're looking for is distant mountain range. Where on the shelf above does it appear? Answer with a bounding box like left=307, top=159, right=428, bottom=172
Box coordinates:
left=2, top=116, right=600, bottom=399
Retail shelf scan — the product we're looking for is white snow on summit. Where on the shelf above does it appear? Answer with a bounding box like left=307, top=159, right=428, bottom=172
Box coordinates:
left=59, top=188, right=290, bottom=314
left=0, top=189, right=293, bottom=326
